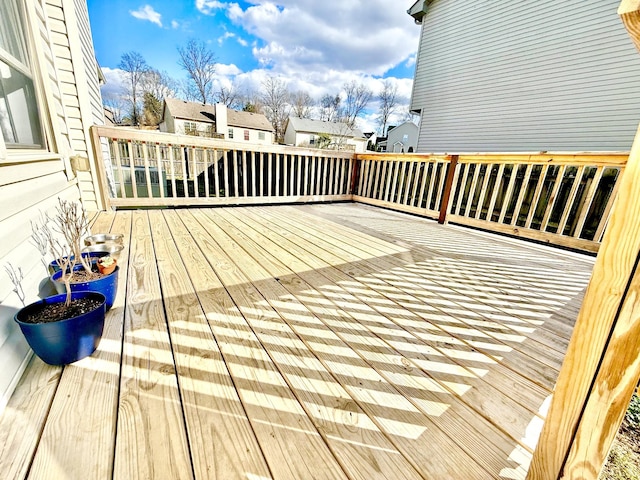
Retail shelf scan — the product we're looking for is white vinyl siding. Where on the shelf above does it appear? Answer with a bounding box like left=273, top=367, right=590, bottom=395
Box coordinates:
left=410, top=0, right=640, bottom=152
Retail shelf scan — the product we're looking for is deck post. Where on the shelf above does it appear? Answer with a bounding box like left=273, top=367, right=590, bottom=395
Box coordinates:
left=527, top=3, right=640, bottom=478
left=89, top=125, right=113, bottom=211
left=350, top=154, right=361, bottom=196
left=438, top=155, right=458, bottom=224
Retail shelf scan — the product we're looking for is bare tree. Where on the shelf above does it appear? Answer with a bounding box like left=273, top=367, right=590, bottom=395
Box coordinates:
left=260, top=76, right=290, bottom=143
left=319, top=93, right=341, bottom=122
left=216, top=84, right=244, bottom=110
left=177, top=39, right=217, bottom=104
left=290, top=90, right=314, bottom=119
left=377, top=79, right=398, bottom=135
left=118, top=51, right=149, bottom=126
left=103, top=95, right=127, bottom=124
left=341, top=80, right=372, bottom=128
left=141, top=69, right=178, bottom=103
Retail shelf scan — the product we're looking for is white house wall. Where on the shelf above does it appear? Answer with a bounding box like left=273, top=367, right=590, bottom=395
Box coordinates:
left=410, top=0, right=640, bottom=152
left=0, top=0, right=92, bottom=413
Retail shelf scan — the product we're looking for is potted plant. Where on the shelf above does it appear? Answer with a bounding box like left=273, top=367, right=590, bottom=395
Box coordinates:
left=9, top=199, right=117, bottom=365
left=45, top=199, right=119, bottom=310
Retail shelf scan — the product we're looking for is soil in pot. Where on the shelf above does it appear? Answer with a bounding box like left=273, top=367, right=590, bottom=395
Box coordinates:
left=20, top=297, right=103, bottom=324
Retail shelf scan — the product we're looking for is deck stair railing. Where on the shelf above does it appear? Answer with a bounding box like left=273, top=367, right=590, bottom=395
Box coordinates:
left=91, top=126, right=627, bottom=252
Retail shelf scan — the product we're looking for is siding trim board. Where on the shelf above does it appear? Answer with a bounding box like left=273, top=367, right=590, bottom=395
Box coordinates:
left=410, top=0, right=640, bottom=152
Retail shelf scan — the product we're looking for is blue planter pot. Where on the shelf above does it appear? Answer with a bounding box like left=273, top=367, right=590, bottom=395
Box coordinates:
left=51, top=265, right=119, bottom=310
left=48, top=251, right=108, bottom=275
left=15, top=291, right=106, bottom=365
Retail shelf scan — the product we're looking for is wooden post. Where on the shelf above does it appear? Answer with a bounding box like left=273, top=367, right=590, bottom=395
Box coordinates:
left=89, top=126, right=112, bottom=210
left=438, top=155, right=458, bottom=224
left=528, top=4, right=640, bottom=478
left=350, top=154, right=360, bottom=196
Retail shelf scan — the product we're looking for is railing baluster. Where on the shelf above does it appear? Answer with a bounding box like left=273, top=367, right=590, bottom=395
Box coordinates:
left=112, top=139, right=126, bottom=198
left=242, top=150, right=248, bottom=197
left=497, top=164, right=519, bottom=224
left=252, top=152, right=258, bottom=198
left=384, top=161, right=393, bottom=202
left=310, top=156, right=317, bottom=196
left=510, top=164, right=533, bottom=226
left=426, top=162, right=440, bottom=210
left=179, top=146, right=188, bottom=197
left=203, top=148, right=210, bottom=198
left=259, top=152, right=265, bottom=197
left=573, top=166, right=605, bottom=238
left=168, top=145, right=177, bottom=199
left=485, top=164, right=505, bottom=221
left=192, top=146, right=199, bottom=198
left=390, top=161, right=400, bottom=203
left=128, top=141, right=138, bottom=198
left=454, top=163, right=471, bottom=215
left=401, top=161, right=412, bottom=205
left=362, top=160, right=371, bottom=197
left=525, top=165, right=549, bottom=229
left=329, top=156, right=336, bottom=195
left=268, top=152, right=273, bottom=197
left=338, top=157, right=346, bottom=195
left=417, top=161, right=429, bottom=208
left=275, top=151, right=281, bottom=196
left=593, top=170, right=623, bottom=242
left=463, top=162, right=482, bottom=217
left=156, top=144, right=165, bottom=198
left=142, top=142, right=153, bottom=199
left=213, top=148, right=220, bottom=197
left=223, top=149, right=230, bottom=198
left=541, top=165, right=567, bottom=232
left=474, top=164, right=492, bottom=219
left=556, top=166, right=585, bottom=235
left=288, top=154, right=294, bottom=197
left=231, top=150, right=238, bottom=197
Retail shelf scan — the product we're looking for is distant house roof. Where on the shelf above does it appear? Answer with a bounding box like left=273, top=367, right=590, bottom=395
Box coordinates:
left=163, top=98, right=273, bottom=132
left=287, top=117, right=365, bottom=139
left=163, top=98, right=216, bottom=123
left=227, top=109, right=274, bottom=132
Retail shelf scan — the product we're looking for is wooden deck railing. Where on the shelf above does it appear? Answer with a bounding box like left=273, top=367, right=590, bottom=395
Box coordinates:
left=91, top=126, right=354, bottom=208
left=91, top=126, right=627, bottom=252
left=353, top=152, right=627, bottom=253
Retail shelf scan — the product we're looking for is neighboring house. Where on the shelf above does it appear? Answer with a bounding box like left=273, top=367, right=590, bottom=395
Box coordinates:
left=0, top=0, right=105, bottom=409
left=408, top=0, right=640, bottom=152
left=284, top=117, right=367, bottom=153
left=159, top=98, right=274, bottom=145
left=386, top=122, right=419, bottom=153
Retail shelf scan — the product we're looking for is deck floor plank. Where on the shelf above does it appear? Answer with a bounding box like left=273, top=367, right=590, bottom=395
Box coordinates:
left=202, top=208, right=489, bottom=479
left=0, top=203, right=595, bottom=480
left=216, top=206, right=531, bottom=478
left=148, top=210, right=273, bottom=480
left=114, top=211, right=192, bottom=480
left=166, top=210, right=350, bottom=480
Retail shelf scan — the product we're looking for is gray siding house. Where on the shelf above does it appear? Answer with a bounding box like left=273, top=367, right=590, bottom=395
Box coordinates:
left=408, top=0, right=640, bottom=152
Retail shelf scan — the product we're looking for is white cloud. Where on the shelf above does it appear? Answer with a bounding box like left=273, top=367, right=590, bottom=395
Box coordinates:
left=100, top=67, right=127, bottom=99
left=171, top=20, right=179, bottom=29
left=130, top=5, right=162, bottom=27
left=224, top=1, right=420, bottom=78
left=196, top=0, right=225, bottom=15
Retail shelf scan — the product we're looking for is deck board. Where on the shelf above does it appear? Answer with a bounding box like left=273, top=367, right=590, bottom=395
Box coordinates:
left=0, top=203, right=595, bottom=480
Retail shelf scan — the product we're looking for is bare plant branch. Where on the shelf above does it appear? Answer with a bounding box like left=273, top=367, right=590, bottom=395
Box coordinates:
left=4, top=263, right=25, bottom=306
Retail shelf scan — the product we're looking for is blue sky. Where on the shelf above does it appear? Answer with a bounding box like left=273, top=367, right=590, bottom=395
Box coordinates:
left=87, top=1, right=421, bottom=131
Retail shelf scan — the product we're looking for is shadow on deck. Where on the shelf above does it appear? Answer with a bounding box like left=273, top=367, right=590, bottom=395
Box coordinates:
left=0, top=203, right=594, bottom=480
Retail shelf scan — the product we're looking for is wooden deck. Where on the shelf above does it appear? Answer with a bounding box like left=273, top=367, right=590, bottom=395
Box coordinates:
left=0, top=203, right=595, bottom=480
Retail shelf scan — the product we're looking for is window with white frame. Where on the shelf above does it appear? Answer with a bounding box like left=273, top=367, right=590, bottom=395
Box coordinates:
left=184, top=121, right=197, bottom=135
left=243, top=130, right=249, bottom=141
left=0, top=0, right=43, bottom=149
left=228, top=128, right=233, bottom=139
left=258, top=131, right=265, bottom=141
